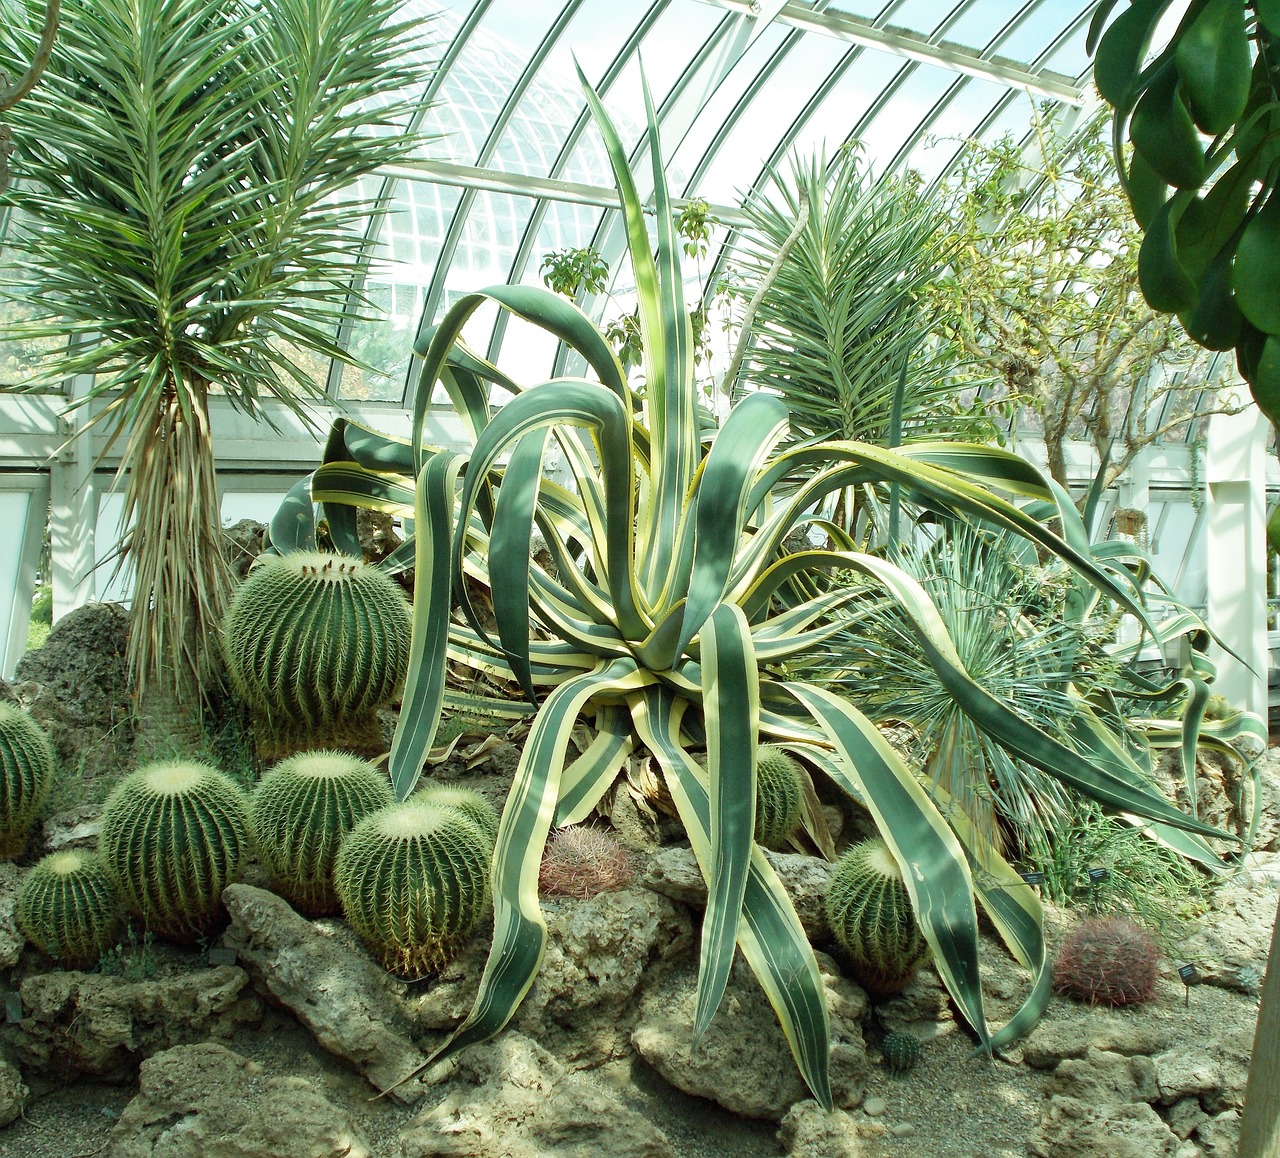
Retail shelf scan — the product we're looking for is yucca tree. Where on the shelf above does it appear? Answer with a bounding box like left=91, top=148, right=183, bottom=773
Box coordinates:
left=290, top=72, right=1234, bottom=1107
left=0, top=0, right=426, bottom=707
left=728, top=148, right=995, bottom=445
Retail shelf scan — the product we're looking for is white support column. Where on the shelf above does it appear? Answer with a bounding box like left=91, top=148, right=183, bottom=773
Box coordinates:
left=1204, top=407, right=1270, bottom=718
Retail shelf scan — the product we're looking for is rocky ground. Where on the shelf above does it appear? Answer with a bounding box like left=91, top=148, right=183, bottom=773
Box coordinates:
left=0, top=603, right=1272, bottom=1157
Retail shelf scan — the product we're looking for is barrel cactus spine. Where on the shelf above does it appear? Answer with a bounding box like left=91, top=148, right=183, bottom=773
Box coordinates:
left=250, top=750, right=395, bottom=916
left=754, top=745, right=805, bottom=849
left=881, top=1030, right=922, bottom=1074
left=16, top=849, right=124, bottom=968
left=0, top=703, right=55, bottom=859
left=412, top=783, right=500, bottom=848
left=99, top=761, right=249, bottom=943
left=825, top=837, right=930, bottom=995
left=334, top=799, right=491, bottom=980
left=221, top=552, right=413, bottom=759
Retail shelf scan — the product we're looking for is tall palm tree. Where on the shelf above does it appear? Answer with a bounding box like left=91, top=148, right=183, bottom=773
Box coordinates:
left=0, top=0, right=427, bottom=708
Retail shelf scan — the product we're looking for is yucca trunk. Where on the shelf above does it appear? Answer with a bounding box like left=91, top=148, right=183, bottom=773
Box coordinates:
left=121, top=378, right=232, bottom=714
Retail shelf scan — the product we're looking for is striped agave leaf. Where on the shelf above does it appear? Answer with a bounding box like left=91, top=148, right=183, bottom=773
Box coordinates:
left=270, top=70, right=1243, bottom=1107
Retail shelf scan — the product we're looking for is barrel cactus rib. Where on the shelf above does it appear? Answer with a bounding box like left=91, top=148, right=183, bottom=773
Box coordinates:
left=825, top=837, right=930, bottom=995
left=17, top=850, right=123, bottom=968
left=100, top=762, right=249, bottom=943
left=0, top=703, right=55, bottom=859
left=335, top=800, right=491, bottom=979
left=223, top=552, right=412, bottom=730
left=250, top=751, right=394, bottom=915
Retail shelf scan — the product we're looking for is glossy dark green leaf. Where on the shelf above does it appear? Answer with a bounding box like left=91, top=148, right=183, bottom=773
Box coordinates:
left=1247, top=333, right=1280, bottom=424
left=1125, top=147, right=1168, bottom=229
left=1174, top=0, right=1251, bottom=134
left=1178, top=242, right=1243, bottom=349
left=1138, top=192, right=1199, bottom=311
left=1233, top=189, right=1280, bottom=333
left=1258, top=0, right=1280, bottom=37
left=1086, top=0, right=1124, bottom=57
left=1093, top=0, right=1177, bottom=107
left=1130, top=70, right=1206, bottom=188
left=1174, top=157, right=1252, bottom=280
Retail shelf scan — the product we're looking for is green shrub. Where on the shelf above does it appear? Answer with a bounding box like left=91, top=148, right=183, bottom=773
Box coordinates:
left=17, top=849, right=123, bottom=968
left=250, top=750, right=394, bottom=916
left=334, top=799, right=490, bottom=979
left=99, top=761, right=249, bottom=942
left=0, top=702, right=55, bottom=859
left=825, top=838, right=930, bottom=995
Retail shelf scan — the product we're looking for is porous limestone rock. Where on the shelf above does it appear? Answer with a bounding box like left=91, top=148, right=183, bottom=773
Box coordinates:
left=0, top=1056, right=27, bottom=1128
left=1029, top=1095, right=1181, bottom=1157
left=1153, top=1026, right=1253, bottom=1112
left=13, top=602, right=134, bottom=779
left=1021, top=1005, right=1176, bottom=1069
left=406, top=885, right=693, bottom=1065
left=9, top=966, right=262, bottom=1080
left=0, top=862, right=26, bottom=968
left=1045, top=1045, right=1159, bottom=1105
left=777, top=1101, right=874, bottom=1158
left=1178, top=855, right=1280, bottom=993
left=513, top=886, right=693, bottom=1060
left=220, top=883, right=430, bottom=1101
left=398, top=1031, right=673, bottom=1158
left=640, top=846, right=831, bottom=940
left=110, top=1041, right=373, bottom=1158
left=631, top=953, right=867, bottom=1121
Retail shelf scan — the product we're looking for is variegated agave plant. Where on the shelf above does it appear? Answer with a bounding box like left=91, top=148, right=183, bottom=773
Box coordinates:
left=274, top=72, right=1236, bottom=1107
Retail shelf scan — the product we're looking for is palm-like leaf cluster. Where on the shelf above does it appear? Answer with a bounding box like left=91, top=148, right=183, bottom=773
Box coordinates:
left=729, top=149, right=992, bottom=445
left=0, top=0, right=427, bottom=702
left=283, top=73, right=1247, bottom=1106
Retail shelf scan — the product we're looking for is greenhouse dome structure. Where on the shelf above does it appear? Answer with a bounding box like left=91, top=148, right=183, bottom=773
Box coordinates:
left=0, top=2, right=1279, bottom=1155
left=0, top=0, right=1272, bottom=715
left=0, top=0, right=1271, bottom=715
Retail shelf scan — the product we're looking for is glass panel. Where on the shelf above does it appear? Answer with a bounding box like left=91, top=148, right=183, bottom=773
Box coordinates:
left=1038, top=19, right=1092, bottom=78
left=854, top=64, right=956, bottom=175
left=0, top=490, right=33, bottom=675
left=944, top=0, right=1028, bottom=51
left=339, top=182, right=464, bottom=401
left=562, top=2, right=724, bottom=177
left=995, top=3, right=1091, bottom=69
left=681, top=32, right=844, bottom=206
left=492, top=4, right=643, bottom=179
left=415, top=0, right=565, bottom=166
left=902, top=78, right=1005, bottom=183
left=671, top=24, right=832, bottom=198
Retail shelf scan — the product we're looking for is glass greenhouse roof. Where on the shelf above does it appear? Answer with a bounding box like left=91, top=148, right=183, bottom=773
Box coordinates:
left=325, top=0, right=1103, bottom=406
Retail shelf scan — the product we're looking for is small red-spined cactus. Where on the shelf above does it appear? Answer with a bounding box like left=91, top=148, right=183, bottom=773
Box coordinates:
left=538, top=825, right=634, bottom=898
left=1053, top=915, right=1161, bottom=1007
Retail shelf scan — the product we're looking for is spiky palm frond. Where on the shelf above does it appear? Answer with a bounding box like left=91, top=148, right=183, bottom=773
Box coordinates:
left=0, top=0, right=428, bottom=703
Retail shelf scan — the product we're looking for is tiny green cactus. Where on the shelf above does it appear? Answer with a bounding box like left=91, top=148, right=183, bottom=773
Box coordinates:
left=825, top=837, right=930, bottom=995
left=250, top=750, right=394, bottom=916
left=99, top=761, right=249, bottom=943
left=334, top=799, right=490, bottom=979
left=17, top=849, right=124, bottom=968
left=413, top=783, right=500, bottom=848
left=881, top=1030, right=921, bottom=1073
left=754, top=745, right=805, bottom=849
left=0, top=703, right=55, bottom=859
left=222, top=552, right=412, bottom=757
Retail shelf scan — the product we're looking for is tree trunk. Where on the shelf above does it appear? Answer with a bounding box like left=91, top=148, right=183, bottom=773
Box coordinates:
left=1238, top=894, right=1280, bottom=1157
left=121, top=382, right=233, bottom=715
